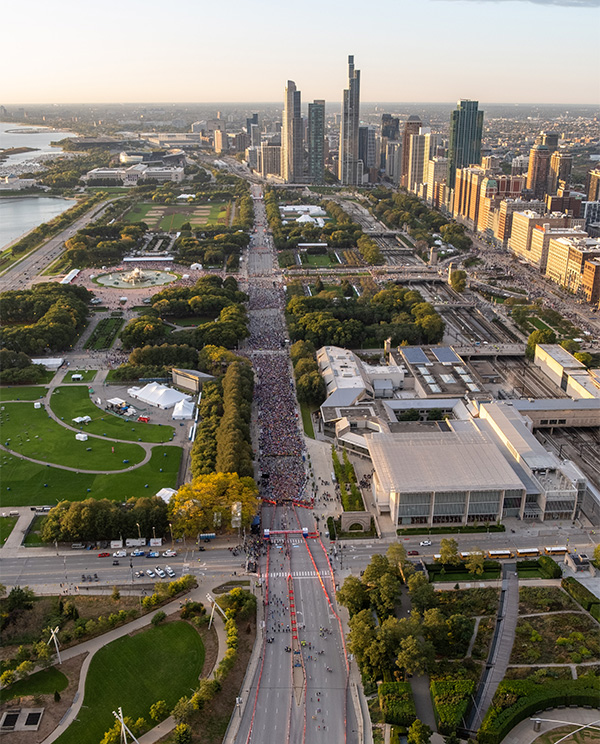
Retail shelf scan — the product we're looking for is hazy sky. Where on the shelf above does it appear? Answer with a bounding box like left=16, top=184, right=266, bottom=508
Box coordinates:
left=4, top=0, right=599, bottom=105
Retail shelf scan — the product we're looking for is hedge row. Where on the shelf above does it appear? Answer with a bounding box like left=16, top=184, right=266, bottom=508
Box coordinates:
left=478, top=678, right=600, bottom=744
left=430, top=678, right=475, bottom=734
left=538, top=555, right=562, bottom=579
left=561, top=577, right=600, bottom=612
left=378, top=682, right=417, bottom=726
left=397, top=525, right=505, bottom=536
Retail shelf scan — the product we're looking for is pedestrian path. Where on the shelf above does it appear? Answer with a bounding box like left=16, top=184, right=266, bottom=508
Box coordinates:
left=268, top=570, right=331, bottom=579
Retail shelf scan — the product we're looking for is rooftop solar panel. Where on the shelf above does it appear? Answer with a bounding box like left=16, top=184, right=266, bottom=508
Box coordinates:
left=403, top=347, right=429, bottom=365
left=432, top=347, right=461, bottom=364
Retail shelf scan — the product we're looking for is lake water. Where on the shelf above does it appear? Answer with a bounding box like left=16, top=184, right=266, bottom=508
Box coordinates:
left=0, top=121, right=74, bottom=167
left=0, top=196, right=76, bottom=249
left=0, top=122, right=76, bottom=249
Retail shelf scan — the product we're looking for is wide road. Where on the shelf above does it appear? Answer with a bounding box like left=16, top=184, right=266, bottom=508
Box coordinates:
left=0, top=197, right=115, bottom=291
left=235, top=504, right=354, bottom=744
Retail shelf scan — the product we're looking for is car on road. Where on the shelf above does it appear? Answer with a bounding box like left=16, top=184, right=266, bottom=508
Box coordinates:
left=146, top=551, right=159, bottom=558
left=408, top=550, right=419, bottom=556
left=146, top=569, right=156, bottom=578
left=163, top=550, right=177, bottom=557
left=113, top=560, right=120, bottom=565
left=113, top=550, right=127, bottom=557
left=155, top=567, right=166, bottom=578
left=419, top=540, right=432, bottom=547
left=98, top=552, right=110, bottom=558
left=198, top=546, right=206, bottom=552
left=131, top=549, right=145, bottom=557
left=165, top=566, right=175, bottom=578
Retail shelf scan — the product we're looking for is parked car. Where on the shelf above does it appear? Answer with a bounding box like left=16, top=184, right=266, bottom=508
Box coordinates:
left=165, top=566, right=175, bottom=578
left=98, top=552, right=110, bottom=558
left=146, top=569, right=156, bottom=578
left=131, top=549, right=145, bottom=557
left=419, top=540, right=432, bottom=547
left=155, top=567, right=166, bottom=578
left=163, top=550, right=176, bottom=557
left=408, top=550, right=419, bottom=556
left=147, top=551, right=159, bottom=558
left=113, top=550, right=127, bottom=557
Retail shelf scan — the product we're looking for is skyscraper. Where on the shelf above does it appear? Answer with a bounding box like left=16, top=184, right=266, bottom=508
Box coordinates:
left=447, top=99, right=484, bottom=189
left=358, top=126, right=376, bottom=170
left=548, top=150, right=572, bottom=194
left=338, top=55, right=361, bottom=186
left=308, top=100, right=325, bottom=183
left=526, top=143, right=551, bottom=199
left=381, top=114, right=400, bottom=140
left=400, top=115, right=421, bottom=188
left=281, top=80, right=304, bottom=183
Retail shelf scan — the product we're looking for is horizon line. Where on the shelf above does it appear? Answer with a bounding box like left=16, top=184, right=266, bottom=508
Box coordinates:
left=2, top=100, right=599, bottom=108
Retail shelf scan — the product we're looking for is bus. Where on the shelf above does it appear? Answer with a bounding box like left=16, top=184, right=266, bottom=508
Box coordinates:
left=487, top=549, right=513, bottom=559
left=544, top=546, right=569, bottom=555
left=516, top=548, right=540, bottom=557
left=459, top=551, right=479, bottom=559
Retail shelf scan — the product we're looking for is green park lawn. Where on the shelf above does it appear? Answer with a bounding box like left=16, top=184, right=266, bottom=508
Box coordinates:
left=23, top=514, right=46, bottom=545
left=300, top=403, right=316, bottom=438
left=60, top=369, right=97, bottom=384
left=159, top=212, right=193, bottom=231
left=0, top=516, right=18, bottom=546
left=0, top=385, right=47, bottom=401
left=305, top=253, right=336, bottom=266
left=0, top=403, right=146, bottom=470
left=123, top=202, right=155, bottom=224
left=1, top=446, right=182, bottom=507
left=0, top=666, right=68, bottom=703
left=49, top=386, right=175, bottom=443
left=55, top=621, right=204, bottom=744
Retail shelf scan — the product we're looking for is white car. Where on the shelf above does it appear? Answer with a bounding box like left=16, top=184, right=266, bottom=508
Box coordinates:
left=155, top=566, right=166, bottom=579
left=419, top=540, right=432, bottom=547
left=146, top=569, right=156, bottom=578
left=113, top=550, right=127, bottom=557
left=163, top=550, right=177, bottom=557
left=165, top=565, right=176, bottom=578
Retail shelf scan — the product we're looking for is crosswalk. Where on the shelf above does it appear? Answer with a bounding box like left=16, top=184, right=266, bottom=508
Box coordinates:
left=268, top=571, right=331, bottom=579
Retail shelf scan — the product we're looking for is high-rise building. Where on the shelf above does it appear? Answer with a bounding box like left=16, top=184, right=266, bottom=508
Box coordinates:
left=546, top=236, right=600, bottom=296
left=400, top=115, right=421, bottom=188
left=495, top=199, right=545, bottom=247
left=385, top=141, right=402, bottom=185
left=381, top=114, right=400, bottom=140
left=282, top=80, right=304, bottom=183
left=530, top=225, right=589, bottom=274
left=308, top=100, right=325, bottom=183
left=214, top=129, right=227, bottom=155
left=426, top=157, right=447, bottom=207
left=407, top=133, right=428, bottom=194
left=509, top=210, right=584, bottom=265
left=548, top=150, right=572, bottom=194
left=338, top=55, right=361, bottom=186
left=587, top=168, right=600, bottom=202
left=540, top=131, right=559, bottom=152
left=246, top=113, right=258, bottom=134
left=526, top=144, right=551, bottom=199
left=358, top=126, right=377, bottom=170
left=250, top=123, right=261, bottom=148
left=447, top=100, right=483, bottom=190
left=261, top=142, right=281, bottom=177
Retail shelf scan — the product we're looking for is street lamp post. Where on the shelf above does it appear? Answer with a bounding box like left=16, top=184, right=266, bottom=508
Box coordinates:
left=169, top=522, right=174, bottom=548
left=136, top=522, right=141, bottom=541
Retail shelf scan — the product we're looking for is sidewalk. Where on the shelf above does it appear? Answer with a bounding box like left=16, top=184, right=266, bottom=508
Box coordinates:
left=502, top=708, right=600, bottom=744
left=41, top=582, right=228, bottom=744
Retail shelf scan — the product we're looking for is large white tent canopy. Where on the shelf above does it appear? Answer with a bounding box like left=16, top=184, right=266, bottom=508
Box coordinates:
left=128, top=382, right=191, bottom=410
left=172, top=399, right=195, bottom=420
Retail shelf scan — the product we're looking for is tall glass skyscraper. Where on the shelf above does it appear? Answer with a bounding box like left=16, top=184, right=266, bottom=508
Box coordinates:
left=338, top=55, right=361, bottom=186
left=282, top=80, right=303, bottom=183
left=447, top=99, right=484, bottom=189
left=308, top=100, right=325, bottom=183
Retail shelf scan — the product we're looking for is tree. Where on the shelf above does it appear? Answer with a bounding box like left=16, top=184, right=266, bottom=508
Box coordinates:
left=408, top=719, right=433, bottom=744
left=0, top=670, right=16, bottom=688
left=446, top=614, right=474, bottom=656
left=593, top=543, right=600, bottom=564
left=407, top=573, right=438, bottom=614
left=574, top=351, right=593, bottom=368
left=450, top=270, right=467, bottom=293
left=337, top=576, right=369, bottom=616
left=111, top=586, right=120, bottom=601
left=174, top=723, right=193, bottom=744
left=560, top=339, right=580, bottom=354
left=465, top=550, right=486, bottom=576
left=440, top=538, right=461, bottom=566
left=396, top=636, right=434, bottom=677
left=16, top=660, right=34, bottom=679
left=6, top=586, right=35, bottom=612
left=526, top=329, right=556, bottom=360
left=171, top=695, right=194, bottom=724
left=150, top=700, right=170, bottom=722
left=54, top=690, right=61, bottom=702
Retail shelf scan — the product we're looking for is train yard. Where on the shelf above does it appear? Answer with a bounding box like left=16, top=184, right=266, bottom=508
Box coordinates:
left=539, top=427, right=600, bottom=489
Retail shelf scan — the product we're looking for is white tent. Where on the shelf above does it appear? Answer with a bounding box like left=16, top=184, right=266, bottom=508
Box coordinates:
left=156, top=487, right=177, bottom=503
left=73, top=416, right=92, bottom=424
left=172, top=399, right=195, bottom=420
left=34, top=402, right=42, bottom=409
left=75, top=432, right=88, bottom=441
left=128, top=382, right=192, bottom=410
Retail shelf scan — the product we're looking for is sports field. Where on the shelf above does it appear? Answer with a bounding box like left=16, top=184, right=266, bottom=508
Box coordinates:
left=1, top=446, right=182, bottom=506
left=124, top=201, right=229, bottom=230
left=0, top=403, right=146, bottom=469
left=55, top=622, right=205, bottom=744
left=49, top=386, right=175, bottom=443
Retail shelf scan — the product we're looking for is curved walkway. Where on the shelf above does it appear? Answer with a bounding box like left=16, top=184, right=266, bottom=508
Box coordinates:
left=501, top=708, right=600, bottom=744
left=0, top=442, right=152, bottom=474
left=41, top=586, right=228, bottom=744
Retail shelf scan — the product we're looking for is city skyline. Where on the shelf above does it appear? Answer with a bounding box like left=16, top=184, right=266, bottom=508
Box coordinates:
left=3, top=0, right=599, bottom=106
